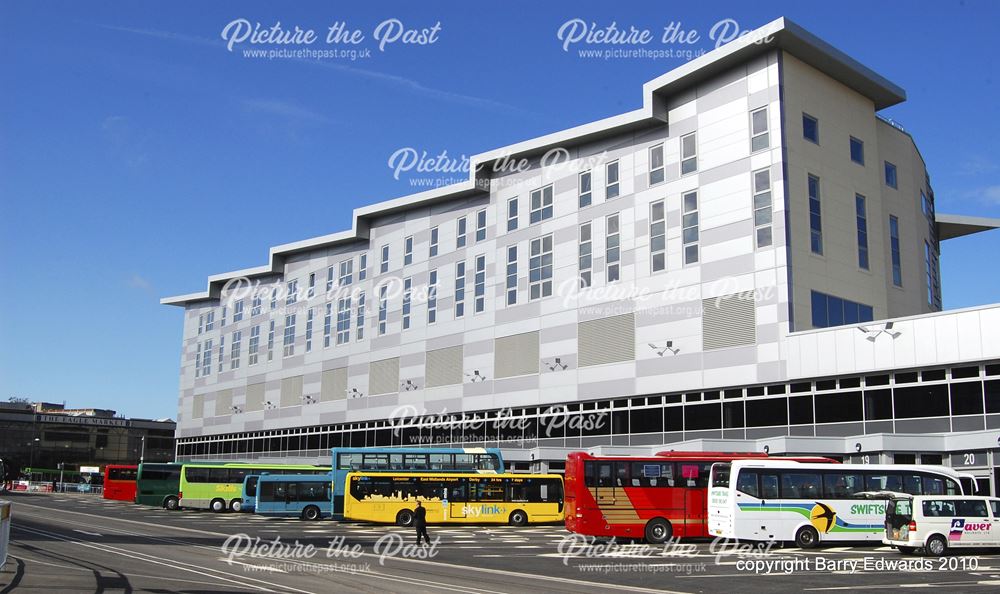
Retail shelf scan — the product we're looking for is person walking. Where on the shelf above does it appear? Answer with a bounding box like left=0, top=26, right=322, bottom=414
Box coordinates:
left=414, top=500, right=429, bottom=545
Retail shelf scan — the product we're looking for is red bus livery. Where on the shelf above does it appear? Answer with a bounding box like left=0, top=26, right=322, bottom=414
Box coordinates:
left=565, top=451, right=834, bottom=543
left=103, top=464, right=139, bottom=502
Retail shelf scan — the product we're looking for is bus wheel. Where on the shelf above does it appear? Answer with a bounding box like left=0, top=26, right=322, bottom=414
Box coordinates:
left=164, top=496, right=179, bottom=511
left=926, top=535, right=947, bottom=556
left=644, top=518, right=673, bottom=544
left=396, top=509, right=414, bottom=527
left=795, top=526, right=819, bottom=549
left=302, top=506, right=321, bottom=521
left=509, top=510, right=528, bottom=526
left=210, top=498, right=227, bottom=513
left=230, top=499, right=242, bottom=512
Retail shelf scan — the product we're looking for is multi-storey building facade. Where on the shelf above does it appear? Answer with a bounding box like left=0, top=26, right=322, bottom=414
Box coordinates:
left=163, top=18, right=1000, bottom=491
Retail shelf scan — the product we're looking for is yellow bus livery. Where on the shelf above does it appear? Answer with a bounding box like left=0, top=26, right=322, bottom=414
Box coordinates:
left=344, top=472, right=564, bottom=526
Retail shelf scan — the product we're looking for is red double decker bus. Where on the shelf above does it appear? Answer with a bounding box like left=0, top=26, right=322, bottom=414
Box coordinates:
left=565, top=451, right=835, bottom=543
left=102, top=464, right=138, bottom=502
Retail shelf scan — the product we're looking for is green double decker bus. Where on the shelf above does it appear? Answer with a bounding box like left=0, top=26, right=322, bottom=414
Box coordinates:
left=135, top=463, right=183, bottom=509
left=179, top=462, right=329, bottom=512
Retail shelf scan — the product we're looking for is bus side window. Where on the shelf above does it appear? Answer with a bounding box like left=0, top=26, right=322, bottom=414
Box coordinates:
left=991, top=500, right=1000, bottom=518
left=902, top=474, right=922, bottom=495
left=597, top=463, right=613, bottom=487
left=614, top=462, right=630, bottom=487
left=584, top=461, right=595, bottom=487
left=736, top=470, right=759, bottom=498
left=760, top=474, right=779, bottom=499
left=922, top=475, right=945, bottom=495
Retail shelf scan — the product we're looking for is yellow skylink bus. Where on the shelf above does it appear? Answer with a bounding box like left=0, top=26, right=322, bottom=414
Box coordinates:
left=178, top=462, right=330, bottom=512
left=344, top=472, right=564, bottom=526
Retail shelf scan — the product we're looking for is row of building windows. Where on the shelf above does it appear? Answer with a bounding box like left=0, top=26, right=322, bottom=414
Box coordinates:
left=192, top=105, right=779, bottom=339
left=803, top=112, right=896, bottom=190
left=178, top=362, right=1000, bottom=456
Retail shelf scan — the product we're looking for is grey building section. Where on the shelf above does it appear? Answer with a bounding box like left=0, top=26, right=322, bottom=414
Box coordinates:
left=163, top=18, right=1000, bottom=494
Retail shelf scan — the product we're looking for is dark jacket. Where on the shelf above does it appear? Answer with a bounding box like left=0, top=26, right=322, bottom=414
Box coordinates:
left=414, top=506, right=427, bottom=526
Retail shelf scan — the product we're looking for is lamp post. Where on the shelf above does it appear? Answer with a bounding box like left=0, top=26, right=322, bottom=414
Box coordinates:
left=27, top=438, right=40, bottom=478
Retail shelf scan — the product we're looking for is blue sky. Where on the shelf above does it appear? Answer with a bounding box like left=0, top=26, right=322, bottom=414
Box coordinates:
left=1, top=1, right=998, bottom=420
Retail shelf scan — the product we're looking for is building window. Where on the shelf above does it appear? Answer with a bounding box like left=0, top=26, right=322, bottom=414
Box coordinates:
left=429, top=227, right=439, bottom=257
left=890, top=215, right=902, bottom=287
left=606, top=160, right=620, bottom=198
left=358, top=254, right=367, bottom=281
left=476, top=209, right=487, bottom=242
left=649, top=144, right=664, bottom=185
left=380, top=245, right=389, bottom=273
left=579, top=171, right=592, bottom=207
left=356, top=291, right=366, bottom=340
left=323, top=302, right=332, bottom=348
left=202, top=339, right=212, bottom=376
left=198, top=314, right=203, bottom=335
left=606, top=213, right=621, bottom=282
left=251, top=294, right=262, bottom=317
left=457, top=217, right=467, bottom=248
left=378, top=285, right=388, bottom=335
left=307, top=273, right=316, bottom=299
left=195, top=343, right=201, bottom=377
left=925, top=241, right=934, bottom=306
left=856, top=194, right=869, bottom=270
left=339, top=259, right=353, bottom=286
left=507, top=199, right=517, bottom=232
left=286, top=280, right=298, bottom=305
left=230, top=330, right=241, bottom=370
left=803, top=113, right=819, bottom=143
left=505, top=246, right=517, bottom=305
left=233, top=300, right=244, bottom=322
left=885, top=161, right=898, bottom=189
left=682, top=190, right=699, bottom=265
left=579, top=222, right=592, bottom=287
left=270, top=288, right=277, bottom=310
left=753, top=169, right=773, bottom=248
left=220, top=306, right=227, bottom=327
left=474, top=255, right=486, bottom=313
left=305, top=309, right=313, bottom=352
left=530, top=234, right=553, bottom=300
left=402, top=278, right=412, bottom=330
left=850, top=136, right=864, bottom=165
left=921, top=191, right=934, bottom=222
left=248, top=325, right=260, bottom=366
left=650, top=200, right=665, bottom=272
left=455, top=261, right=466, bottom=318
left=428, top=270, right=438, bottom=323
left=808, top=174, right=823, bottom=255
left=750, top=107, right=769, bottom=152
left=267, top=320, right=274, bottom=361
left=404, top=236, right=413, bottom=265
left=283, top=314, right=295, bottom=357
left=811, top=290, right=874, bottom=328
left=217, top=336, right=224, bottom=373
left=530, top=185, right=553, bottom=223
left=326, top=266, right=335, bottom=291
left=680, top=133, right=697, bottom=174
left=204, top=311, right=215, bottom=331
left=337, top=297, right=351, bottom=344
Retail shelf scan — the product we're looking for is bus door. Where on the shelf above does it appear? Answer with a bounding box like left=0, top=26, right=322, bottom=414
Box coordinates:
left=282, top=482, right=298, bottom=516
left=758, top=471, right=780, bottom=539
left=448, top=479, right=467, bottom=520
left=680, top=463, right=706, bottom=536
left=593, top=461, right=616, bottom=507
